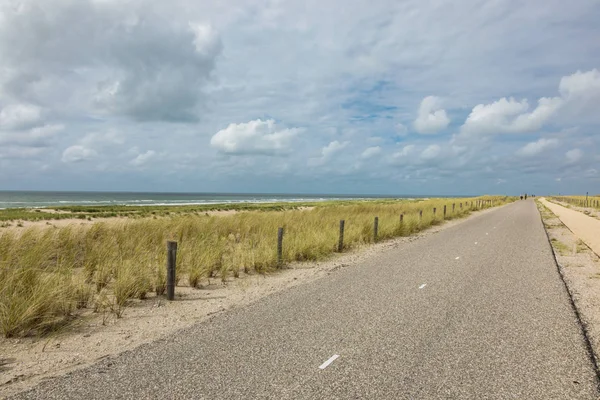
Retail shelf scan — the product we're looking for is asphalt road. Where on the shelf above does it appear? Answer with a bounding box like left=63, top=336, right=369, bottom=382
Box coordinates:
left=12, top=200, right=600, bottom=399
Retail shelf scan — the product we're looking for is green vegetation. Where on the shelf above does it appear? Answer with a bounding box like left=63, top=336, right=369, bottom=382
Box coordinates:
left=550, top=238, right=571, bottom=256
left=0, top=196, right=513, bottom=337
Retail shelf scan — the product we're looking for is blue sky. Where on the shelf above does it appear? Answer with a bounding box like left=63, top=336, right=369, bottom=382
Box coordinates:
left=0, top=0, right=599, bottom=195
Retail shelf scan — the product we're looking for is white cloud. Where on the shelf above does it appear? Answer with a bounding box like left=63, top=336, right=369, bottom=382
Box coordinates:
left=210, top=119, right=301, bottom=156
left=61, top=145, right=97, bottom=163
left=395, top=123, right=408, bottom=136
left=413, top=96, right=450, bottom=134
left=0, top=103, right=42, bottom=130
left=130, top=150, right=156, bottom=166
left=308, top=140, right=350, bottom=166
left=565, top=148, right=583, bottom=164
left=559, top=69, right=600, bottom=100
left=460, top=68, right=600, bottom=138
left=321, top=140, right=349, bottom=158
left=0, top=124, right=63, bottom=147
left=393, top=144, right=415, bottom=158
left=420, top=144, right=441, bottom=160
left=516, top=138, right=559, bottom=157
left=361, top=146, right=382, bottom=159
left=461, top=97, right=562, bottom=136
left=189, top=23, right=222, bottom=57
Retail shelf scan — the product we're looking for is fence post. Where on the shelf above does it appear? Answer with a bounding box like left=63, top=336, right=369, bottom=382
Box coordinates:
left=338, top=220, right=345, bottom=252
left=374, top=217, right=379, bottom=242
left=453, top=203, right=455, bottom=213
left=433, top=207, right=436, bottom=217
left=443, top=205, right=446, bottom=219
left=460, top=202, right=463, bottom=209
left=277, top=227, right=284, bottom=267
left=166, top=241, right=177, bottom=301
left=419, top=210, right=423, bottom=222
left=400, top=214, right=404, bottom=224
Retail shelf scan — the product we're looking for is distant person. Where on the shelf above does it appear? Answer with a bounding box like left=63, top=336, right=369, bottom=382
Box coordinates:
left=520, top=195, right=523, bottom=200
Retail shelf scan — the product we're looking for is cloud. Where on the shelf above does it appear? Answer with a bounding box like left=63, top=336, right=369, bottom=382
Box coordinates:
left=361, top=146, right=382, bottom=159
left=0, top=124, right=64, bottom=147
left=393, top=145, right=415, bottom=159
left=516, top=138, right=559, bottom=157
left=81, top=130, right=125, bottom=147
left=460, top=68, right=600, bottom=138
left=559, top=69, right=600, bottom=100
left=308, top=140, right=350, bottom=166
left=461, top=97, right=562, bottom=136
left=61, top=145, right=97, bottom=163
left=395, top=123, right=408, bottom=136
left=130, top=150, right=157, bottom=167
left=565, top=148, right=583, bottom=164
left=0, top=1, right=222, bottom=122
left=210, top=119, right=301, bottom=156
left=420, top=144, right=441, bottom=160
left=0, top=103, right=43, bottom=130
left=413, top=96, right=450, bottom=134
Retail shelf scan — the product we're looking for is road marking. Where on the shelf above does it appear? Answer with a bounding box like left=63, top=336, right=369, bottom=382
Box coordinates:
left=419, top=284, right=427, bottom=289
left=319, top=354, right=339, bottom=370
left=455, top=256, right=460, bottom=260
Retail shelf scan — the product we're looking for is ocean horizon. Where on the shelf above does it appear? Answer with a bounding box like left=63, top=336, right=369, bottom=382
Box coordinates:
left=0, top=190, right=472, bottom=209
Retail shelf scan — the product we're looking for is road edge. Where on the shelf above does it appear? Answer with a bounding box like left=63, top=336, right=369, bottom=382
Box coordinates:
left=535, top=200, right=600, bottom=391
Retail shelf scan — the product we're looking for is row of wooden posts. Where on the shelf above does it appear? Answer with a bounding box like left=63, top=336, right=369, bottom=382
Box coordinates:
left=553, top=196, right=599, bottom=209
left=164, top=199, right=495, bottom=300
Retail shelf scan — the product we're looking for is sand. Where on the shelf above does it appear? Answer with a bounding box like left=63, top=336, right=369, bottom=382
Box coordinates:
left=0, top=207, right=315, bottom=232
left=0, top=207, right=496, bottom=398
left=540, top=198, right=600, bottom=256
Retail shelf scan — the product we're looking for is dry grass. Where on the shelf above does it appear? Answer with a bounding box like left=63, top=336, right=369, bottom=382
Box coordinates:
left=0, top=196, right=513, bottom=337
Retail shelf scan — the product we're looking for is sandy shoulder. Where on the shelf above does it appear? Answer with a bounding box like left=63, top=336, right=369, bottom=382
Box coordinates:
left=540, top=198, right=600, bottom=256
left=537, top=200, right=600, bottom=370
left=0, top=206, right=498, bottom=398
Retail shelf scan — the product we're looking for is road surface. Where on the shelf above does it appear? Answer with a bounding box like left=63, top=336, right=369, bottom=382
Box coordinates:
left=12, top=200, right=600, bottom=399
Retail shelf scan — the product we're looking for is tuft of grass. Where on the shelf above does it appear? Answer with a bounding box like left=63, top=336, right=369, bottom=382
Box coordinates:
left=550, top=238, right=571, bottom=256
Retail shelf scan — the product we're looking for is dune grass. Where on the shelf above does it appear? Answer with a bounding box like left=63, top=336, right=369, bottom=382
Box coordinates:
left=550, top=195, right=600, bottom=209
left=0, top=196, right=513, bottom=337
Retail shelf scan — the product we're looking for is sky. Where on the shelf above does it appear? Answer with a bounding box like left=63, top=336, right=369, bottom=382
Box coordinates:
left=0, top=0, right=599, bottom=196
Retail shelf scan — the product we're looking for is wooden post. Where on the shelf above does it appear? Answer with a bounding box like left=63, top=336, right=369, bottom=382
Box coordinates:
left=374, top=217, right=379, bottom=242
left=452, top=203, right=455, bottom=213
left=443, top=205, right=446, bottom=219
left=419, top=210, right=423, bottom=221
left=460, top=202, right=463, bottom=209
left=277, top=227, right=284, bottom=267
left=400, top=214, right=404, bottom=224
left=433, top=207, right=436, bottom=217
left=338, top=220, right=345, bottom=252
left=166, top=241, right=177, bottom=301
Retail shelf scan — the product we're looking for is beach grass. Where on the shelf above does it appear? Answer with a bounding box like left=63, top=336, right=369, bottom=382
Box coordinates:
left=0, top=196, right=514, bottom=337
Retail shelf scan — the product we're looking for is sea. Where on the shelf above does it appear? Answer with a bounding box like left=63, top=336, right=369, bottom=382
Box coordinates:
left=0, top=191, right=436, bottom=209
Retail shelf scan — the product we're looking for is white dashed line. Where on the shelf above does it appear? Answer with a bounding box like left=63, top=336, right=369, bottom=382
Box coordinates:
left=419, top=284, right=427, bottom=289
left=319, top=355, right=339, bottom=370
left=455, top=256, right=460, bottom=260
